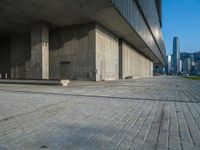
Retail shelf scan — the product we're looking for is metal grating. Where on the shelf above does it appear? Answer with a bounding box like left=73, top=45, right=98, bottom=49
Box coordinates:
left=108, top=0, right=166, bottom=63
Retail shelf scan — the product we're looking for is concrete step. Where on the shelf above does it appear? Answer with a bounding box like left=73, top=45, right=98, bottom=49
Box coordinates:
left=0, top=79, right=70, bottom=86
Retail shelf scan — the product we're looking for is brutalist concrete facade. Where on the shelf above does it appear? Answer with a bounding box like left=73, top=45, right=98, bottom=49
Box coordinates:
left=0, top=0, right=165, bottom=81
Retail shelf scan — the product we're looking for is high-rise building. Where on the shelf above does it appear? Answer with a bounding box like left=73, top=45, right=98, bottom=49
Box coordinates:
left=180, top=60, right=182, bottom=72
left=183, top=58, right=191, bottom=73
left=172, top=37, right=180, bottom=74
left=196, top=60, right=200, bottom=73
left=189, top=54, right=195, bottom=63
left=0, top=0, right=166, bottom=81
left=180, top=51, right=200, bottom=75
left=165, top=55, right=172, bottom=74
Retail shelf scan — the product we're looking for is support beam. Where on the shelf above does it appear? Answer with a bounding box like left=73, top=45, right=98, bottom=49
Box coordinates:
left=31, top=22, right=49, bottom=79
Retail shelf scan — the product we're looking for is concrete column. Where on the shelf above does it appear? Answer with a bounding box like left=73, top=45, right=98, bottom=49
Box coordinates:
left=119, top=39, right=123, bottom=79
left=31, top=22, right=49, bottom=79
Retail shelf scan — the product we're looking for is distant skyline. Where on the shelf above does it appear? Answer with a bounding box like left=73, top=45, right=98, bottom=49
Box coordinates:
left=162, top=0, right=200, bottom=55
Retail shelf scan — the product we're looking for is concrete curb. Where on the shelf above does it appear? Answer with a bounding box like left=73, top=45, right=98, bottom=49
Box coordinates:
left=0, top=79, right=70, bottom=86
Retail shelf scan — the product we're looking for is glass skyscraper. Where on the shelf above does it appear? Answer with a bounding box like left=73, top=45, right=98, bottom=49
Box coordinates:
left=173, top=37, right=180, bottom=74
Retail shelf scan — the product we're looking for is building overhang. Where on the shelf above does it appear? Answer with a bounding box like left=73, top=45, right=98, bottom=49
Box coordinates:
left=0, top=0, right=165, bottom=65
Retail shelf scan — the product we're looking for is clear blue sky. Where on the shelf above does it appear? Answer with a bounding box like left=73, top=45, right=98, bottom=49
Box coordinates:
left=162, top=0, right=200, bottom=55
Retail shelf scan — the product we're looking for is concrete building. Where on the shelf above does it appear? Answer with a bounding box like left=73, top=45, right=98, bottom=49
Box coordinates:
left=0, top=0, right=166, bottom=81
left=172, top=37, right=180, bottom=74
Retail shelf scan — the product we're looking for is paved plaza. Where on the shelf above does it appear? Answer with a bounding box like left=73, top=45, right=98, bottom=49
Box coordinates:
left=0, top=76, right=200, bottom=150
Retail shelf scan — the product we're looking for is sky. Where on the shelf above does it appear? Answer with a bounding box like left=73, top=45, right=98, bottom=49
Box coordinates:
left=162, top=0, right=200, bottom=55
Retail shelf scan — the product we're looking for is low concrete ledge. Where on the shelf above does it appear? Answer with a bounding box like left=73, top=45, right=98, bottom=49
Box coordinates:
left=61, top=80, right=70, bottom=87
left=0, top=79, right=70, bottom=86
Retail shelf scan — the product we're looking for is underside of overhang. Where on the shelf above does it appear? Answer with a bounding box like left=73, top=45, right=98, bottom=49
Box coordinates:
left=0, top=0, right=164, bottom=65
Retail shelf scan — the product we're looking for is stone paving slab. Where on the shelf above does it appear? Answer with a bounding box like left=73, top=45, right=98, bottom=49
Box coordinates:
left=0, top=76, right=200, bottom=150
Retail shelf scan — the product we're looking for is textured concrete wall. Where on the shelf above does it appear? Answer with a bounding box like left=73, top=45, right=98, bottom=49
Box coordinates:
left=121, top=41, right=153, bottom=78
left=49, top=23, right=96, bottom=80
left=31, top=22, right=49, bottom=79
left=150, top=61, right=153, bottom=76
left=10, top=34, right=31, bottom=79
left=95, top=25, right=119, bottom=81
left=3, top=23, right=153, bottom=81
left=0, top=38, right=11, bottom=78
